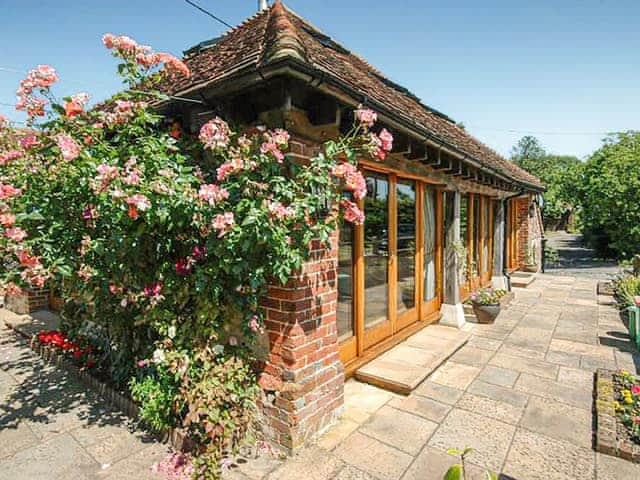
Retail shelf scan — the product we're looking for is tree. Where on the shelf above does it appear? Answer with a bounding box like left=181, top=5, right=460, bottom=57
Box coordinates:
left=579, top=131, right=640, bottom=258
left=510, top=136, right=582, bottom=229
left=510, top=135, right=546, bottom=166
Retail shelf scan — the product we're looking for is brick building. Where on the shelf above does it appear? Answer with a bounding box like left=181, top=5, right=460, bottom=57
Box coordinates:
left=141, top=1, right=546, bottom=452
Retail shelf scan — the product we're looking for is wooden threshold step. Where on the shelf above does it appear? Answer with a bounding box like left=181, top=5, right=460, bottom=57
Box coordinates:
left=354, top=324, right=471, bottom=395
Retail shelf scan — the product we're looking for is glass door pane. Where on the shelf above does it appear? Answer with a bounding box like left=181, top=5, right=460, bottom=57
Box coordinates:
left=482, top=199, right=490, bottom=276
left=337, top=220, right=354, bottom=342
left=364, top=173, right=389, bottom=330
left=473, top=195, right=481, bottom=279
left=460, top=195, right=469, bottom=285
left=396, top=179, right=416, bottom=313
left=423, top=187, right=437, bottom=302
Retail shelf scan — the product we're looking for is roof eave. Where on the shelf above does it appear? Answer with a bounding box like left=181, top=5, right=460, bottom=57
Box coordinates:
left=161, top=56, right=544, bottom=192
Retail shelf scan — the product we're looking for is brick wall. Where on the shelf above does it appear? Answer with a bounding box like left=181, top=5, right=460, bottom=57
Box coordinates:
left=5, top=288, right=50, bottom=314
left=515, top=195, right=544, bottom=268
left=256, top=137, right=344, bottom=452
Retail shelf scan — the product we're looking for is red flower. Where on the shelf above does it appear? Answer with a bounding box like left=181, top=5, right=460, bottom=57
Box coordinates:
left=175, top=257, right=194, bottom=276
left=632, top=385, right=640, bottom=395
left=73, top=350, right=83, bottom=359
left=127, top=204, right=139, bottom=219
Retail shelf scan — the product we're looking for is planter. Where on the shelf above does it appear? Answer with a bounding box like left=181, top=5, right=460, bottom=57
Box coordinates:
left=523, top=264, right=539, bottom=273
left=472, top=303, right=501, bottom=324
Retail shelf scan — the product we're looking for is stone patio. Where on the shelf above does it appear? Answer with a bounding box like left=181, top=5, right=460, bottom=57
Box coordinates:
left=2, top=273, right=640, bottom=479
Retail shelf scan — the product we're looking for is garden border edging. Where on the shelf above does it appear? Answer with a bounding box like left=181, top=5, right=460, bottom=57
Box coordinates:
left=595, top=368, right=640, bottom=462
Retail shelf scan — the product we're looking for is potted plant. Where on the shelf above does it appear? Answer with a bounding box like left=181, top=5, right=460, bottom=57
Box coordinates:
left=469, top=288, right=506, bottom=324
left=523, top=246, right=539, bottom=273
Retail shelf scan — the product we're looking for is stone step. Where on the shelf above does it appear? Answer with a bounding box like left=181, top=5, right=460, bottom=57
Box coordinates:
left=354, top=324, right=471, bottom=395
left=511, top=272, right=536, bottom=288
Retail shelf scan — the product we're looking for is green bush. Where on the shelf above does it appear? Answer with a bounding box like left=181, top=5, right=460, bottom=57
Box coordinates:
left=612, top=273, right=640, bottom=309
left=579, top=131, right=640, bottom=258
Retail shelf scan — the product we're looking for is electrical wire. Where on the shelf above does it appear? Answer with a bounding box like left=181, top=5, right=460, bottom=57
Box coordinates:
left=183, top=0, right=233, bottom=29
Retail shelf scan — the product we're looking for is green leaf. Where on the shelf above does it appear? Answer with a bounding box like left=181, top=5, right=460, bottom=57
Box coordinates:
left=443, top=465, right=463, bottom=480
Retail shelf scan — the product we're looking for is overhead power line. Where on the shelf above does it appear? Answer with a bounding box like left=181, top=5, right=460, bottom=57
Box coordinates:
left=183, top=0, right=233, bottom=29
left=467, top=126, right=622, bottom=137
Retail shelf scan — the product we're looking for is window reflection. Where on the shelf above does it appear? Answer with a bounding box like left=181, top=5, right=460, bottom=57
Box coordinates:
left=337, top=217, right=354, bottom=342
left=396, top=180, right=416, bottom=313
left=423, top=187, right=437, bottom=301
left=364, top=173, right=389, bottom=329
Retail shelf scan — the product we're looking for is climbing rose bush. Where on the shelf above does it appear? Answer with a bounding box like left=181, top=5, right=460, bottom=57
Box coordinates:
left=0, top=33, right=392, bottom=478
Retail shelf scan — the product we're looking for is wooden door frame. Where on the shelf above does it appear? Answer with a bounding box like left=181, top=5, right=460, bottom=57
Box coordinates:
left=340, top=166, right=446, bottom=364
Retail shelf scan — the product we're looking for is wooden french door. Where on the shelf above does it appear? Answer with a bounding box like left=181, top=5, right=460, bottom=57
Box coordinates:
left=338, top=169, right=442, bottom=365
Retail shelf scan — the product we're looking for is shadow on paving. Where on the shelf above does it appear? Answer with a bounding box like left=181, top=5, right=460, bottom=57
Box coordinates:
left=545, top=232, right=619, bottom=278
left=0, top=329, right=154, bottom=446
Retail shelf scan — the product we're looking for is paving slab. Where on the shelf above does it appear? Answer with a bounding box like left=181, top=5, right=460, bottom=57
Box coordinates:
left=335, top=431, right=413, bottom=480
left=401, top=446, right=488, bottom=480
left=429, top=361, right=480, bottom=390
left=456, top=392, right=524, bottom=425
left=596, top=452, right=640, bottom=480
left=449, top=345, right=494, bottom=367
left=0, top=433, right=98, bottom=480
left=489, top=352, right=558, bottom=379
left=466, top=380, right=529, bottom=409
left=428, top=409, right=515, bottom=472
left=388, top=394, right=451, bottom=423
left=359, top=405, right=437, bottom=455
left=514, top=373, right=592, bottom=409
left=519, top=396, right=593, bottom=448
left=266, top=447, right=343, bottom=480
left=502, top=429, right=595, bottom=480
left=413, top=380, right=463, bottom=405
left=476, top=365, right=519, bottom=388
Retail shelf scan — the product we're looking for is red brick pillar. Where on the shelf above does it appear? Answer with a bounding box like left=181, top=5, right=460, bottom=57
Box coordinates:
left=258, top=235, right=344, bottom=452
left=5, top=288, right=50, bottom=314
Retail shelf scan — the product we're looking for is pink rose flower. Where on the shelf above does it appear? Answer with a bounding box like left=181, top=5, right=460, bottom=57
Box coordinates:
left=271, top=128, right=291, bottom=146
left=5, top=282, right=22, bottom=296
left=340, top=199, right=365, bottom=225
left=0, top=183, right=22, bottom=199
left=0, top=150, right=22, bottom=165
left=632, top=385, right=640, bottom=395
left=355, top=105, right=377, bottom=128
left=6, top=227, right=27, bottom=242
left=55, top=134, right=81, bottom=161
left=198, top=184, right=229, bottom=206
left=378, top=128, right=394, bottom=152
left=125, top=194, right=151, bottom=212
left=0, top=213, right=16, bottom=227
left=199, top=117, right=230, bottom=150
left=212, top=212, right=235, bottom=237
left=19, top=135, right=40, bottom=150
left=344, top=170, right=367, bottom=200
left=267, top=201, right=296, bottom=220
left=261, top=140, right=285, bottom=162
left=157, top=52, right=191, bottom=78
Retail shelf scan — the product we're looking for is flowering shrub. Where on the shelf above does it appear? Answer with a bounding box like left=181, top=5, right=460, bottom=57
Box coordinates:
left=37, top=330, right=99, bottom=368
left=468, top=288, right=506, bottom=306
left=613, top=370, right=640, bottom=443
left=0, top=32, right=391, bottom=478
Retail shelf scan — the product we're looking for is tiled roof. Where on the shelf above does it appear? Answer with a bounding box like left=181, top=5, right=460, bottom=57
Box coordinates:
left=159, top=1, right=542, bottom=190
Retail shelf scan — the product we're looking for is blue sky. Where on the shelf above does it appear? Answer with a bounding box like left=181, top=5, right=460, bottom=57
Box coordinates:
left=1, top=0, right=638, bottom=158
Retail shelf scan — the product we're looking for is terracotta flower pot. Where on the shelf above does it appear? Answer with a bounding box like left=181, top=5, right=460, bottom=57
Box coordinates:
left=472, top=304, right=501, bottom=324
